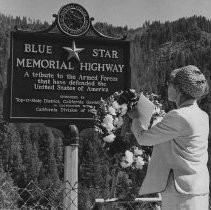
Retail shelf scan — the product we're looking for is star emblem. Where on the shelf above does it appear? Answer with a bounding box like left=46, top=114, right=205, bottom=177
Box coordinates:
left=63, top=41, right=84, bottom=61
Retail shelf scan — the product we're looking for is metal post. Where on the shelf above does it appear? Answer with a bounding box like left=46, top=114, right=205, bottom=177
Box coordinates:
left=63, top=125, right=79, bottom=210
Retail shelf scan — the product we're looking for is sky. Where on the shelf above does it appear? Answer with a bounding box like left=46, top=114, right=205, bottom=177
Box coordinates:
left=0, top=0, right=211, bottom=29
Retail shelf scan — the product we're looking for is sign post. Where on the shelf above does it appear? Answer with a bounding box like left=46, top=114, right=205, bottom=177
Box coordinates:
left=63, top=125, right=79, bottom=210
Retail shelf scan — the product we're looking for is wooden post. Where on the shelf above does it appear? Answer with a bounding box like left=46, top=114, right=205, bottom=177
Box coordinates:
left=63, top=125, right=79, bottom=210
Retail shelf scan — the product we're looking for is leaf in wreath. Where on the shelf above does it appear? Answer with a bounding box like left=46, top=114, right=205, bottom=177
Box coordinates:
left=118, top=94, right=129, bottom=105
left=127, top=89, right=137, bottom=98
left=107, top=135, right=129, bottom=156
left=118, top=90, right=138, bottom=107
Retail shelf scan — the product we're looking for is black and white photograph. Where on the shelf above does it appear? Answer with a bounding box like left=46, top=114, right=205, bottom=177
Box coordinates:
left=0, top=0, right=211, bottom=209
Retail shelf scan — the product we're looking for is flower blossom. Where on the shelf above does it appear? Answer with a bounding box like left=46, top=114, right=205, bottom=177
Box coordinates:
left=153, top=106, right=161, bottom=115
left=102, top=114, right=113, bottom=124
left=135, top=156, right=145, bottom=169
left=103, top=133, right=116, bottom=143
left=120, top=161, right=131, bottom=168
left=134, top=147, right=143, bottom=156
left=108, top=106, right=116, bottom=115
left=113, top=116, right=124, bottom=128
left=112, top=101, right=120, bottom=110
left=102, top=122, right=114, bottom=132
left=113, top=117, right=119, bottom=126
left=124, top=150, right=134, bottom=164
left=119, top=104, right=128, bottom=116
left=130, top=89, right=136, bottom=93
left=120, top=150, right=134, bottom=168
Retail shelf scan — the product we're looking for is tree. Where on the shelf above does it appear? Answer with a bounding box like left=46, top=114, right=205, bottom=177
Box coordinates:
left=51, top=127, right=64, bottom=179
left=18, top=124, right=40, bottom=184
left=47, top=127, right=59, bottom=182
left=79, top=129, right=110, bottom=188
left=177, top=51, right=186, bottom=66
left=0, top=123, right=23, bottom=186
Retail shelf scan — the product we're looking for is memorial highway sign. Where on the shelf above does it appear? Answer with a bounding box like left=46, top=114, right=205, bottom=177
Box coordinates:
left=4, top=31, right=130, bottom=123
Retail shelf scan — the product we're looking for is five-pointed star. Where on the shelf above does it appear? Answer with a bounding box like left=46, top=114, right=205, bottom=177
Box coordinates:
left=63, top=41, right=84, bottom=61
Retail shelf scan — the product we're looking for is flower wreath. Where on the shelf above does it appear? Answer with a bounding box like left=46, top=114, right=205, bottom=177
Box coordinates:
left=93, top=89, right=165, bottom=170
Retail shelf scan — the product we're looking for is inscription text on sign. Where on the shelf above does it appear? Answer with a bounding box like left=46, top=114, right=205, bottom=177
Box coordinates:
left=6, top=31, right=130, bottom=123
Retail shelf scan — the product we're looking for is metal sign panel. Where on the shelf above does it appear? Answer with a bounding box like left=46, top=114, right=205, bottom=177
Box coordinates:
left=6, top=31, right=130, bottom=122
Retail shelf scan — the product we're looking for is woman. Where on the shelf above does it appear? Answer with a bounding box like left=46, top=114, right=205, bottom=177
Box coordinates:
left=128, top=65, right=210, bottom=210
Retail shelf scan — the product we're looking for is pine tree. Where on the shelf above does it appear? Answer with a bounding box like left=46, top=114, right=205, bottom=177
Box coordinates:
left=177, top=51, right=186, bottom=67
left=1, top=123, right=23, bottom=185
left=38, top=164, right=49, bottom=189
left=18, top=124, right=40, bottom=184
left=79, top=129, right=110, bottom=188
left=51, top=127, right=64, bottom=179
left=29, top=142, right=41, bottom=183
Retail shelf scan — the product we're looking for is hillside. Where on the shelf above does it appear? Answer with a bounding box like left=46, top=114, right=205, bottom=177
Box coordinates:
left=94, top=17, right=211, bottom=101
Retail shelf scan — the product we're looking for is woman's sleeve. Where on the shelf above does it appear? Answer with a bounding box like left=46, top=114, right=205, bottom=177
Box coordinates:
left=131, top=110, right=183, bottom=146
